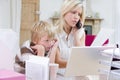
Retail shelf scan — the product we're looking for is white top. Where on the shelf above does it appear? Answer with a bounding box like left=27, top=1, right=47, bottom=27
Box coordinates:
left=57, top=27, right=85, bottom=60
left=56, top=28, right=85, bottom=79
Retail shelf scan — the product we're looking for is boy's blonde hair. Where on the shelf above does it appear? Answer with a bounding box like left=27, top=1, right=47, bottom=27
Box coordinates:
left=31, top=21, right=55, bottom=42
left=58, top=0, right=86, bottom=33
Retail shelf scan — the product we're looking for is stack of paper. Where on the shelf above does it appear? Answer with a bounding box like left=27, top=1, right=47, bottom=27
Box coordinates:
left=99, top=60, right=120, bottom=69
left=101, top=48, right=120, bottom=58
left=99, top=48, right=120, bottom=80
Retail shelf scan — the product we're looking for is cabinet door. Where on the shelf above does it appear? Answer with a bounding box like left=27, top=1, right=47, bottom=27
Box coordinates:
left=20, top=0, right=39, bottom=45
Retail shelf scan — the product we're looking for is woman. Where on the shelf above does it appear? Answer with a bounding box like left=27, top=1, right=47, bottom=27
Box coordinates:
left=55, top=0, right=89, bottom=80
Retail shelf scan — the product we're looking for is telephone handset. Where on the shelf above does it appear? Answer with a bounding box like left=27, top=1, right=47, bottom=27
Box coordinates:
left=76, top=19, right=82, bottom=29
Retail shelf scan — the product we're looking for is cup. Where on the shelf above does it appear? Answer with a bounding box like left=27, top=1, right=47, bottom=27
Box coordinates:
left=49, top=63, right=59, bottom=80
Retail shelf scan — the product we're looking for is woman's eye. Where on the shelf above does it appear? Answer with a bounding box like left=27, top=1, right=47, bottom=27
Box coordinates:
left=71, top=11, right=76, bottom=14
left=46, top=40, right=49, bottom=42
left=71, top=11, right=80, bottom=16
left=78, top=13, right=81, bottom=16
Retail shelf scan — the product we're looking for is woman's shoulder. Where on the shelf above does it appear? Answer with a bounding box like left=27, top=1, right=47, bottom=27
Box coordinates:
left=80, top=27, right=85, bottom=31
left=55, top=30, right=66, bottom=39
left=79, top=27, right=85, bottom=33
left=77, top=27, right=85, bottom=38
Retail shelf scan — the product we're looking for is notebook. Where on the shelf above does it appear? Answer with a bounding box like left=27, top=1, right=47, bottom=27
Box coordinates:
left=64, top=46, right=114, bottom=77
left=91, top=28, right=114, bottom=46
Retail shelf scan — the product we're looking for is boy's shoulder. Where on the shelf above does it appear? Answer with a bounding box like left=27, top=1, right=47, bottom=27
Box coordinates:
left=21, top=40, right=30, bottom=48
left=21, top=47, right=33, bottom=54
left=20, top=40, right=34, bottom=55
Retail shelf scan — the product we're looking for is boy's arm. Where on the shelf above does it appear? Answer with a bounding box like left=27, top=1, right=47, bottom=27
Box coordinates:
left=49, top=40, right=58, bottom=63
left=30, top=44, right=45, bottom=56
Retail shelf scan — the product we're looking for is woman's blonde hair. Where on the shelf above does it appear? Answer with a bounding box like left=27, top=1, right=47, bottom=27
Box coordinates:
left=58, top=0, right=86, bottom=33
left=31, top=21, right=55, bottom=42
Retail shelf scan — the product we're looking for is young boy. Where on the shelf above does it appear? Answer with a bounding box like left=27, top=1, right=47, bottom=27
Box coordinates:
left=14, top=21, right=58, bottom=74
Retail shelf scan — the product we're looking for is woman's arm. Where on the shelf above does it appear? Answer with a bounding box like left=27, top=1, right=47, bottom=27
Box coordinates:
left=55, top=48, right=67, bottom=68
left=49, top=40, right=58, bottom=63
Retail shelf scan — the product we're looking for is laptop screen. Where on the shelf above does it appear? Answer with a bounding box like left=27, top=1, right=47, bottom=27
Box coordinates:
left=64, top=46, right=114, bottom=77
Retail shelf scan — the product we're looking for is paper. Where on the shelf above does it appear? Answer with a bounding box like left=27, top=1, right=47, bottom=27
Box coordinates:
left=101, top=48, right=120, bottom=58
left=26, top=55, right=49, bottom=80
left=99, top=60, right=120, bottom=69
left=99, top=48, right=120, bottom=80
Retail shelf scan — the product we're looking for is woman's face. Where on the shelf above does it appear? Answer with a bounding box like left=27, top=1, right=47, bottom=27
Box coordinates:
left=64, top=6, right=82, bottom=27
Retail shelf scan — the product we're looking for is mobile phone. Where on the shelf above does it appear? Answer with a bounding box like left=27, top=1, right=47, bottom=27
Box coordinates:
left=76, top=20, right=82, bottom=29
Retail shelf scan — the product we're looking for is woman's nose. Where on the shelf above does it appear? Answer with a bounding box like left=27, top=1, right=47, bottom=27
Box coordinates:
left=74, top=14, right=79, bottom=19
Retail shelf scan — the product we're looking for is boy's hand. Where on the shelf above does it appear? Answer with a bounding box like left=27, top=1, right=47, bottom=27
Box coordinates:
left=51, top=39, right=58, bottom=48
left=49, top=39, right=58, bottom=63
left=31, top=44, right=45, bottom=56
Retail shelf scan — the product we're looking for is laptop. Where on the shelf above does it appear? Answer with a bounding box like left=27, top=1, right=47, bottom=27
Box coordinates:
left=64, top=46, right=114, bottom=77
left=91, top=28, right=114, bottom=46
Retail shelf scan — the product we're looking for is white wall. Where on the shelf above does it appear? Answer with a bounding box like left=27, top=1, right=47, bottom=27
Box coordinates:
left=0, top=0, right=11, bottom=28
left=11, top=0, right=21, bottom=34
left=114, top=0, right=120, bottom=45
left=0, top=0, right=21, bottom=34
left=91, top=0, right=114, bottom=29
left=40, top=0, right=63, bottom=20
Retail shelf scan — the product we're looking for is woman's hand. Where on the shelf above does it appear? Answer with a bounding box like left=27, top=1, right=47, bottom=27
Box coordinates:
left=72, top=27, right=85, bottom=46
left=31, top=44, right=45, bottom=56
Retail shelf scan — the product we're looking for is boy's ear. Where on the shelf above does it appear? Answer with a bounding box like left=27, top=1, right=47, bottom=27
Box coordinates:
left=32, top=37, right=40, bottom=44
